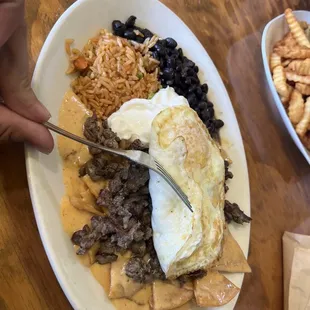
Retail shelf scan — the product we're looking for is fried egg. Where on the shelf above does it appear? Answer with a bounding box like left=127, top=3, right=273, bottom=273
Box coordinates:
left=149, top=106, right=225, bottom=278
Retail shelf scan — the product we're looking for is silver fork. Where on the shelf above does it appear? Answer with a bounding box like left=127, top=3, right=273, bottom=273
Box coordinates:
left=44, top=121, right=193, bottom=213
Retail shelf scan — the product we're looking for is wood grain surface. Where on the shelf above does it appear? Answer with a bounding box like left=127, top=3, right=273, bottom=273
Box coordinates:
left=1, top=0, right=310, bottom=309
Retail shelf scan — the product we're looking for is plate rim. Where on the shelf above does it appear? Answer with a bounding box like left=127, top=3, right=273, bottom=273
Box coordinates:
left=261, top=10, right=310, bottom=165
left=25, top=0, right=251, bottom=308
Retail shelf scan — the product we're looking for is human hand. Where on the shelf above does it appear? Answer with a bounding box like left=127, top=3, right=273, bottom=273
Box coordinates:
left=0, top=0, right=54, bottom=153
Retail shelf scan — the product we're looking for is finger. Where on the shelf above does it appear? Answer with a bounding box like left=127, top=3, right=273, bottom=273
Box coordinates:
left=0, top=22, right=51, bottom=122
left=3, top=85, right=51, bottom=123
left=0, top=0, right=24, bottom=47
left=0, top=105, right=54, bottom=153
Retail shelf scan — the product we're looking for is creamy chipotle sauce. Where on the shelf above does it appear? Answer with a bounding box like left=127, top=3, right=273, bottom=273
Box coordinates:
left=58, top=91, right=193, bottom=310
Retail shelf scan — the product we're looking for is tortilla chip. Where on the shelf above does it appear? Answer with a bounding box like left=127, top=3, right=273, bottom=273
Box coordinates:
left=152, top=280, right=193, bottom=310
left=131, top=285, right=152, bottom=305
left=194, top=271, right=240, bottom=307
left=212, top=228, right=251, bottom=273
left=112, top=298, right=150, bottom=310
left=90, top=263, right=111, bottom=293
left=170, top=280, right=194, bottom=291
left=82, top=175, right=108, bottom=198
left=70, top=195, right=104, bottom=216
left=109, top=256, right=143, bottom=299
left=173, top=302, right=192, bottom=310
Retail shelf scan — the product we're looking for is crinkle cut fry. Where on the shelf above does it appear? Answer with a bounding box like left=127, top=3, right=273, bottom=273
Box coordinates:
left=273, top=65, right=290, bottom=98
left=296, top=83, right=310, bottom=95
left=288, top=89, right=305, bottom=125
left=296, top=97, right=310, bottom=137
left=270, top=52, right=281, bottom=71
left=282, top=59, right=292, bottom=67
left=274, top=32, right=297, bottom=49
left=286, top=71, right=310, bottom=84
left=285, top=8, right=310, bottom=48
left=274, top=46, right=310, bottom=59
left=287, top=59, right=310, bottom=75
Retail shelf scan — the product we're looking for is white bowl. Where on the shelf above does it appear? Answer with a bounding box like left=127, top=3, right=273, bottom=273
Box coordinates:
left=261, top=10, right=310, bottom=165
left=25, top=0, right=251, bottom=309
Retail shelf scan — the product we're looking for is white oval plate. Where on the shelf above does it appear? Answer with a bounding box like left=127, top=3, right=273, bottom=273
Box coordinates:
left=261, top=10, right=310, bottom=165
left=25, top=0, right=251, bottom=309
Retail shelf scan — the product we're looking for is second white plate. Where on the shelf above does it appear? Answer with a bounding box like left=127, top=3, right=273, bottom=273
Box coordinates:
left=261, top=10, right=310, bottom=165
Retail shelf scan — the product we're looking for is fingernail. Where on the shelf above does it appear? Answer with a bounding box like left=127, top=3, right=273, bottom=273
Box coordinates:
left=34, top=103, right=51, bottom=121
left=37, top=144, right=53, bottom=154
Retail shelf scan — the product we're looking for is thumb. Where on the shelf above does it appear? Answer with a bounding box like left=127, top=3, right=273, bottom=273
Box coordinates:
left=0, top=105, right=54, bottom=153
left=3, top=83, right=51, bottom=123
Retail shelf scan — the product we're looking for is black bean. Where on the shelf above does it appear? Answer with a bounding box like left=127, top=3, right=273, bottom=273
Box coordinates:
left=215, top=119, right=224, bottom=128
left=226, top=171, right=233, bottom=179
left=154, top=43, right=166, bottom=56
left=202, top=108, right=215, bottom=120
left=207, top=101, right=214, bottom=108
left=160, top=58, right=165, bottom=69
left=152, top=51, right=159, bottom=59
left=185, top=77, right=192, bottom=85
left=198, top=101, right=207, bottom=110
left=186, top=59, right=195, bottom=68
left=176, top=64, right=182, bottom=72
left=112, top=20, right=126, bottom=36
left=194, top=66, right=199, bottom=73
left=165, top=37, right=178, bottom=49
left=162, top=67, right=174, bottom=80
left=224, top=184, right=229, bottom=193
left=174, top=72, right=181, bottom=85
left=201, top=109, right=210, bottom=120
left=194, top=107, right=200, bottom=114
left=190, top=76, right=200, bottom=85
left=166, top=57, right=176, bottom=69
left=174, top=87, right=182, bottom=94
left=185, top=68, right=193, bottom=76
left=187, top=93, right=198, bottom=106
left=201, top=83, right=209, bottom=93
left=196, top=87, right=203, bottom=98
left=125, top=15, right=137, bottom=28
left=166, top=80, right=174, bottom=86
left=160, top=39, right=167, bottom=47
left=178, top=48, right=183, bottom=57
left=136, top=36, right=144, bottom=44
left=160, top=77, right=166, bottom=84
left=180, top=81, right=188, bottom=91
left=188, top=85, right=197, bottom=93
left=124, top=29, right=137, bottom=40
left=181, top=69, right=188, bottom=79
left=207, top=122, right=215, bottom=133
left=207, top=107, right=214, bottom=118
left=200, top=93, right=207, bottom=101
left=141, top=28, right=153, bottom=38
left=170, top=49, right=179, bottom=57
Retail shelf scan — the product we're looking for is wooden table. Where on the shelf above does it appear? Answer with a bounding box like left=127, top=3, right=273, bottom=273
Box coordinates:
left=1, top=0, right=310, bottom=309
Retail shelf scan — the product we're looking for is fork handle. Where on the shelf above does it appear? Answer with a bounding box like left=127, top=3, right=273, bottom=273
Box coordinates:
left=44, top=121, right=129, bottom=158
